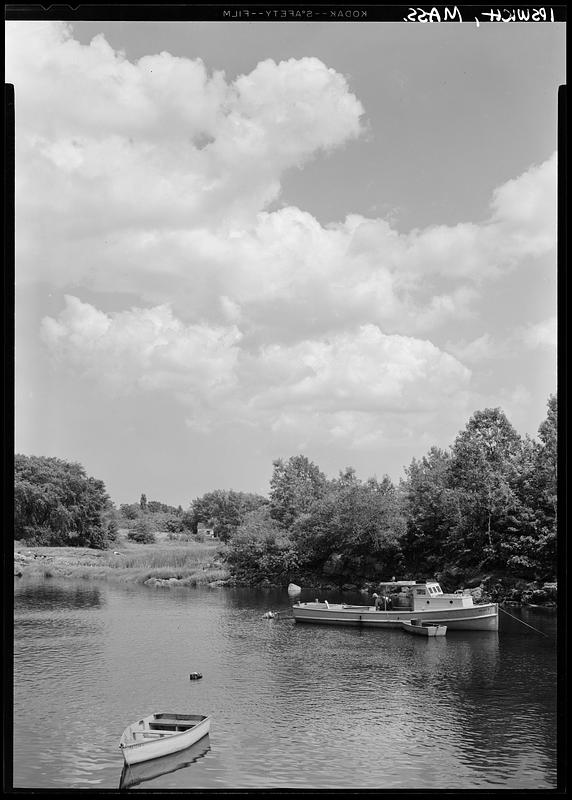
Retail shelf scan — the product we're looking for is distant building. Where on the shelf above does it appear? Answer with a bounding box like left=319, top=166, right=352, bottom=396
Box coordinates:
left=197, top=522, right=215, bottom=538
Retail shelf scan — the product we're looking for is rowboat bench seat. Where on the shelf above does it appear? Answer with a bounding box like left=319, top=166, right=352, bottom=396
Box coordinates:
left=148, top=723, right=194, bottom=732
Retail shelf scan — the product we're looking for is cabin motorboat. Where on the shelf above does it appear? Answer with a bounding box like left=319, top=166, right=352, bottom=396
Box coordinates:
left=119, top=712, right=211, bottom=766
left=292, top=580, right=498, bottom=631
left=401, top=619, right=447, bottom=637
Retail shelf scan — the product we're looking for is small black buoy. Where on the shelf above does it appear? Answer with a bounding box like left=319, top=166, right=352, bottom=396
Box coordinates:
left=189, top=672, right=203, bottom=680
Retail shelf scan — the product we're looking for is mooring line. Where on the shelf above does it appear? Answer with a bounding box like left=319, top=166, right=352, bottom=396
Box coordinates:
left=499, top=605, right=552, bottom=638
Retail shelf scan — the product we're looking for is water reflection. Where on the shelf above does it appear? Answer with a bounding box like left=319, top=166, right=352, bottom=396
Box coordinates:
left=118, top=736, right=211, bottom=790
left=16, top=581, right=103, bottom=610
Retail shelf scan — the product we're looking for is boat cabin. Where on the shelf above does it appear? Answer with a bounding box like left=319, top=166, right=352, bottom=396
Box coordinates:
left=377, top=580, right=475, bottom=611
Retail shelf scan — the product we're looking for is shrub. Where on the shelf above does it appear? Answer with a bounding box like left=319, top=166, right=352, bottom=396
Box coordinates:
left=21, top=525, right=57, bottom=546
left=128, top=518, right=156, bottom=544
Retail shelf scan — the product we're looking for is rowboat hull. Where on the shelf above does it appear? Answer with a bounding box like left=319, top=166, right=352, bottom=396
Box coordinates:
left=119, top=735, right=211, bottom=788
left=120, top=713, right=211, bottom=766
left=401, top=620, right=447, bottom=636
left=292, top=603, right=498, bottom=631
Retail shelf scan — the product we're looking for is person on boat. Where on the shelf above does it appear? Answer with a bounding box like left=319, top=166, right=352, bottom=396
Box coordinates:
left=372, top=592, right=381, bottom=610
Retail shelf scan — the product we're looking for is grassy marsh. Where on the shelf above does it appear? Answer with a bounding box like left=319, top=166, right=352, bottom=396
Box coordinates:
left=14, top=535, right=231, bottom=586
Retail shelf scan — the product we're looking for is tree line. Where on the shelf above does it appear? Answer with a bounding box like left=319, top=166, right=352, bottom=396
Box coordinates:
left=222, top=396, right=557, bottom=590
left=13, top=396, right=557, bottom=592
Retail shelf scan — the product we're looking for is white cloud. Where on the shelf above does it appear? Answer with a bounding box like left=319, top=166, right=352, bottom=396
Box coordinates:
left=41, top=300, right=472, bottom=447
left=489, top=154, right=558, bottom=258
left=445, top=333, right=497, bottom=363
left=518, top=316, right=557, bottom=349
left=7, top=21, right=556, bottom=345
left=41, top=296, right=242, bottom=401
left=248, top=325, right=471, bottom=412
left=445, top=314, right=557, bottom=367
left=9, top=22, right=557, bottom=459
left=7, top=21, right=364, bottom=243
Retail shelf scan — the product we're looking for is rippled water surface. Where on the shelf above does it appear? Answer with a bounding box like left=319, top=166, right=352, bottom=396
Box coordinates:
left=12, top=578, right=558, bottom=790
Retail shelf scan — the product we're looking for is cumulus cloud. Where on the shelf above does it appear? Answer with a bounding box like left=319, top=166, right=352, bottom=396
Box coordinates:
left=247, top=325, right=470, bottom=412
left=6, top=22, right=364, bottom=239
left=445, top=333, right=498, bottom=363
left=445, top=313, right=557, bottom=367
left=9, top=22, right=557, bottom=455
left=517, top=316, right=557, bottom=349
left=7, top=21, right=556, bottom=344
left=41, top=296, right=242, bottom=401
left=41, top=299, right=472, bottom=445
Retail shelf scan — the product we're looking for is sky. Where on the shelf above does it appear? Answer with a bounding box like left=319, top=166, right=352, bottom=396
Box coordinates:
left=6, top=16, right=565, bottom=508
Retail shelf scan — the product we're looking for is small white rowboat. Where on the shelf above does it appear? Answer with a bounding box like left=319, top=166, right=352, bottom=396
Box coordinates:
left=402, top=619, right=447, bottom=637
left=119, top=712, right=211, bottom=765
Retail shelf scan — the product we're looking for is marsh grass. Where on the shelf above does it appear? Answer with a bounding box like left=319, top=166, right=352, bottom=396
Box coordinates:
left=16, top=539, right=231, bottom=585
left=114, top=543, right=219, bottom=570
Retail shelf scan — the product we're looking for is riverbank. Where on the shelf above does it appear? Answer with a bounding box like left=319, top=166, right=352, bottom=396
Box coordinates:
left=13, top=535, right=230, bottom=587
left=13, top=540, right=557, bottom=606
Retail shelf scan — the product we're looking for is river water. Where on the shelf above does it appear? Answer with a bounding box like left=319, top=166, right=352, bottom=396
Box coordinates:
left=11, top=577, right=559, bottom=790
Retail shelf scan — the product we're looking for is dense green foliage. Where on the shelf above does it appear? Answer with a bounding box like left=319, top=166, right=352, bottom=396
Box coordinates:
left=127, top=517, right=156, bottom=544
left=269, top=455, right=328, bottom=527
left=118, top=498, right=188, bottom=535
left=291, top=470, right=405, bottom=583
left=223, top=397, right=557, bottom=588
left=223, top=507, right=299, bottom=584
left=188, top=489, right=268, bottom=542
left=400, top=401, right=557, bottom=584
left=14, top=455, right=114, bottom=548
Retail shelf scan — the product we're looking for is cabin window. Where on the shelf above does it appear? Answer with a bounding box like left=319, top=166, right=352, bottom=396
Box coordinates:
left=415, top=589, right=425, bottom=596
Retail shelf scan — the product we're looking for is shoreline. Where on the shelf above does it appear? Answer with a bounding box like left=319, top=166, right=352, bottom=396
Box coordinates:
left=13, top=542, right=557, bottom=608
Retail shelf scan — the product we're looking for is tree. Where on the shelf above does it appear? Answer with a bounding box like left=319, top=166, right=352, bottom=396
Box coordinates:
left=119, top=503, right=140, bottom=520
left=291, top=473, right=406, bottom=584
left=189, top=490, right=268, bottom=541
left=535, top=393, right=557, bottom=519
left=14, top=455, right=111, bottom=548
left=448, top=408, right=523, bottom=569
left=501, top=396, right=557, bottom=579
left=128, top=517, right=156, bottom=544
left=269, top=455, right=328, bottom=528
left=224, top=507, right=299, bottom=585
left=140, top=493, right=148, bottom=511
left=400, top=447, right=459, bottom=576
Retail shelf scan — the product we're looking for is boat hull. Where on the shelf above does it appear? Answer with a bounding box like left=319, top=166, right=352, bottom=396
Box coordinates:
left=119, top=736, right=211, bottom=788
left=120, top=714, right=211, bottom=766
left=401, top=621, right=447, bottom=637
left=292, top=603, right=498, bottom=631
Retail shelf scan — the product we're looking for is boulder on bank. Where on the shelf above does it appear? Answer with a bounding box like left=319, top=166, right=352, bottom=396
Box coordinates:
left=287, top=583, right=302, bottom=595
